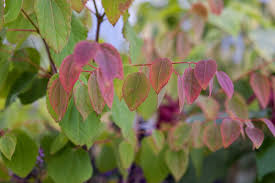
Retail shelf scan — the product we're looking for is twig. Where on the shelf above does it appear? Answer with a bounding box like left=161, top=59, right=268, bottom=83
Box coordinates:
left=21, top=9, right=58, bottom=74
left=93, top=0, right=105, bottom=42
left=129, top=61, right=197, bottom=67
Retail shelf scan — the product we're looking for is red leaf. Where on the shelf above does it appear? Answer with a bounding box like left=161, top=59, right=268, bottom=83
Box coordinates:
left=194, top=59, right=217, bottom=90
left=149, top=58, right=173, bottom=94
left=122, top=72, right=151, bottom=111
left=48, top=75, right=70, bottom=122
left=59, top=55, right=82, bottom=93
left=74, top=41, right=99, bottom=66
left=94, top=43, right=123, bottom=82
left=209, top=78, right=213, bottom=96
left=245, top=126, right=264, bottom=149
left=220, top=119, right=241, bottom=148
left=177, top=74, right=185, bottom=112
left=203, top=122, right=223, bottom=152
left=207, top=0, right=224, bottom=15
left=88, top=72, right=105, bottom=114
left=250, top=73, right=271, bottom=108
left=216, top=71, right=234, bottom=99
left=96, top=69, right=114, bottom=108
left=259, top=118, right=275, bottom=137
left=183, top=67, right=202, bottom=104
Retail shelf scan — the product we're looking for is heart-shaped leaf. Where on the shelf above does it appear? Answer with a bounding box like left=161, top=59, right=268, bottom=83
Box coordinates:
left=0, top=133, right=17, bottom=160
left=47, top=74, right=70, bottom=122
left=220, top=119, right=241, bottom=148
left=59, top=54, right=82, bottom=93
left=177, top=74, right=185, bottom=112
left=245, top=126, right=264, bottom=149
left=74, top=41, right=99, bottom=66
left=88, top=71, right=105, bottom=114
left=149, top=58, right=173, bottom=94
left=96, top=70, right=114, bottom=108
left=250, top=72, right=271, bottom=108
left=216, top=71, right=234, bottom=99
left=203, top=122, right=223, bottom=152
left=259, top=118, right=275, bottom=137
left=196, top=96, right=219, bottom=120
left=183, top=67, right=202, bottom=104
left=122, top=72, right=150, bottom=111
left=225, top=93, right=249, bottom=120
left=194, top=59, right=217, bottom=90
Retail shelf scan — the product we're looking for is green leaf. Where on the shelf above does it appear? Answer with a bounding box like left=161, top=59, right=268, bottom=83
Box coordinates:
left=102, top=0, right=133, bottom=26
left=71, top=0, right=87, bottom=13
left=0, top=0, right=4, bottom=30
left=123, top=22, right=143, bottom=64
left=139, top=137, right=169, bottom=183
left=60, top=99, right=104, bottom=147
left=146, top=130, right=165, bottom=155
left=95, top=144, right=117, bottom=173
left=50, top=133, right=69, bottom=155
left=51, top=14, right=88, bottom=67
left=0, top=133, right=17, bottom=160
left=47, top=147, right=93, bottom=183
left=0, top=46, right=11, bottom=91
left=35, top=0, right=72, bottom=52
left=168, top=122, right=192, bottom=151
left=4, top=0, right=23, bottom=23
left=2, top=130, right=38, bottom=178
left=119, top=141, right=135, bottom=170
left=226, top=93, right=249, bottom=120
left=190, top=148, right=204, bottom=177
left=165, top=149, right=189, bottom=182
left=137, top=87, right=158, bottom=120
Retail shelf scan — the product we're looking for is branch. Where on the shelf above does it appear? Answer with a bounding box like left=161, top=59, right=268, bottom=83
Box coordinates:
left=21, top=9, right=58, bottom=74
left=93, top=0, right=105, bottom=42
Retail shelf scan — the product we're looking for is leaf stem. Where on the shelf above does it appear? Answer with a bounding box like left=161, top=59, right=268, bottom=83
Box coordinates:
left=130, top=61, right=197, bottom=67
left=87, top=63, right=98, bottom=69
left=21, top=9, right=58, bottom=75
left=7, top=29, right=37, bottom=32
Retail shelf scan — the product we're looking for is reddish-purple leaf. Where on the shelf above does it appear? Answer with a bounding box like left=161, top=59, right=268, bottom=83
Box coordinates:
left=216, top=71, right=234, bottom=99
left=122, top=72, right=151, bottom=111
left=59, top=55, right=82, bottom=93
left=183, top=67, right=202, bottom=104
left=203, top=122, right=223, bottom=152
left=194, top=59, right=217, bottom=90
left=48, top=75, right=70, bottom=122
left=245, top=126, right=264, bottom=149
left=209, top=78, right=213, bottom=96
left=94, top=43, right=123, bottom=82
left=207, top=0, right=224, bottom=15
left=259, top=118, right=275, bottom=137
left=149, top=58, right=173, bottom=94
left=88, top=72, right=106, bottom=114
left=96, top=69, right=114, bottom=108
left=250, top=73, right=271, bottom=108
left=74, top=41, right=99, bottom=66
left=177, top=74, right=185, bottom=112
left=220, top=119, right=241, bottom=148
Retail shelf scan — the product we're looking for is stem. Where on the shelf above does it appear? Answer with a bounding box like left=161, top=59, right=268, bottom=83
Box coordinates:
left=93, top=0, right=104, bottom=42
left=88, top=63, right=98, bottom=69
left=7, top=29, right=37, bottom=32
left=130, top=61, right=197, bottom=67
left=21, top=9, right=57, bottom=74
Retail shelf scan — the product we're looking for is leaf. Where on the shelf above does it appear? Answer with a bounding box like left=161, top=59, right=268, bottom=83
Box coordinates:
left=87, top=71, right=105, bottom=114
left=0, top=133, right=17, bottom=160
left=226, top=93, right=249, bottom=120
left=209, top=78, right=213, bottom=96
left=35, top=0, right=72, bottom=52
left=203, top=122, right=223, bottom=152
left=71, top=0, right=87, bottom=13
left=250, top=72, right=271, bottom=108
left=47, top=147, right=93, bottom=183
left=259, top=118, right=275, bottom=137
left=196, top=96, right=219, bottom=120
left=47, top=74, right=70, bottom=122
left=95, top=144, right=117, bottom=173
left=165, top=149, right=189, bottom=182
left=220, top=119, right=241, bottom=148
left=4, top=0, right=23, bottom=23
left=96, top=69, right=114, bottom=108
left=73, top=81, right=93, bottom=120
left=149, top=58, right=173, bottom=94
left=151, top=130, right=165, bottom=154
left=94, top=43, right=124, bottom=81
left=51, top=14, right=88, bottom=67
left=207, top=0, right=223, bottom=15
left=137, top=87, right=158, bottom=120
left=102, top=0, right=133, bottom=26
left=183, top=67, right=202, bottom=104
left=194, top=59, right=217, bottom=90
left=2, top=130, right=38, bottom=178
left=168, top=122, right=192, bottom=151
left=74, top=41, right=98, bottom=66
left=245, top=126, right=264, bottom=149
left=50, top=133, right=68, bottom=155
left=119, top=141, right=135, bottom=170
left=177, top=74, right=185, bottom=112
left=112, top=95, right=135, bottom=142
left=216, top=71, right=234, bottom=99
left=122, top=72, right=151, bottom=111
left=123, top=22, right=143, bottom=64
left=0, top=0, right=4, bottom=30
left=60, top=100, right=104, bottom=147
left=191, top=121, right=204, bottom=148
